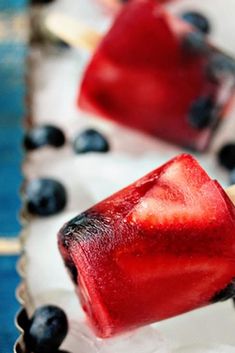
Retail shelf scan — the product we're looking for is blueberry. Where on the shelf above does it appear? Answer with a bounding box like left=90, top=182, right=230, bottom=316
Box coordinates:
left=45, top=351, right=71, bottom=353
left=25, top=305, right=68, bottom=353
left=56, top=39, right=71, bottom=49
left=60, top=211, right=109, bottom=249
left=73, top=129, right=110, bottom=154
left=188, top=96, right=216, bottom=129
left=49, top=351, right=71, bottom=353
left=181, top=11, right=211, bottom=34
left=65, top=260, right=78, bottom=284
left=30, top=0, right=55, bottom=4
left=218, top=143, right=235, bottom=170
left=182, top=31, right=208, bottom=55
left=230, top=169, right=235, bottom=185
left=24, top=125, right=65, bottom=151
left=36, top=349, right=71, bottom=353
left=26, top=178, right=67, bottom=216
left=212, top=280, right=235, bottom=302
left=207, top=53, right=235, bottom=82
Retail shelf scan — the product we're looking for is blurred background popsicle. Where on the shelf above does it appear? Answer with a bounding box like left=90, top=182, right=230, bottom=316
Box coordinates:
left=44, top=0, right=235, bottom=151
left=78, top=0, right=235, bottom=151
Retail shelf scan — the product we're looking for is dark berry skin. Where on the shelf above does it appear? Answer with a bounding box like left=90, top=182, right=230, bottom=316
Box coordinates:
left=25, top=305, right=68, bottom=353
left=182, top=31, right=208, bottom=55
left=26, top=178, right=67, bottom=216
left=65, top=260, right=78, bottom=284
left=218, top=143, right=235, bottom=171
left=181, top=11, right=211, bottom=34
left=30, top=0, right=55, bottom=4
left=59, top=211, right=109, bottom=249
left=73, top=129, right=110, bottom=154
left=188, top=96, right=216, bottom=130
left=46, top=351, right=71, bottom=353
left=24, top=125, right=65, bottom=151
left=43, top=351, right=71, bottom=353
left=207, top=53, right=235, bottom=82
left=58, top=212, right=110, bottom=286
left=230, top=169, right=235, bottom=185
left=212, top=280, right=235, bottom=302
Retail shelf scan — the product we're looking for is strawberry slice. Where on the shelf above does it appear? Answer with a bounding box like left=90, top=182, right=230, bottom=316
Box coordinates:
left=128, top=155, right=222, bottom=228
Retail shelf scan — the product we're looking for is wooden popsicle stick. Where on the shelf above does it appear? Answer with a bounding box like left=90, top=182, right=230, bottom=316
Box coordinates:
left=0, top=237, right=21, bottom=255
left=44, top=13, right=102, bottom=51
left=99, top=0, right=122, bottom=12
left=226, top=185, right=235, bottom=204
left=44, top=12, right=235, bottom=60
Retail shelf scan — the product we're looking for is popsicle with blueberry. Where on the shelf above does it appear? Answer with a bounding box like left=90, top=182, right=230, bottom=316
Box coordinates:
left=58, top=154, right=235, bottom=338
left=78, top=0, right=235, bottom=151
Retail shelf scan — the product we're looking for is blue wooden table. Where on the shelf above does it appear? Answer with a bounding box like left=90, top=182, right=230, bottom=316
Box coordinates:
left=0, top=1, right=28, bottom=352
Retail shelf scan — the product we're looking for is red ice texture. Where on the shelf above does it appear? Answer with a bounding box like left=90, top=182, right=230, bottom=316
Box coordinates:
left=58, top=154, right=235, bottom=337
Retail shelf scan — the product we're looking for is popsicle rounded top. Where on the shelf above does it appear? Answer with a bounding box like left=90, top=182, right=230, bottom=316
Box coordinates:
left=58, top=154, right=235, bottom=337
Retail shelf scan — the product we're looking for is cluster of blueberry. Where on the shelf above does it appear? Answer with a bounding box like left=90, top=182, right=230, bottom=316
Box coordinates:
left=24, top=305, right=69, bottom=353
left=24, top=125, right=110, bottom=154
left=24, top=125, right=110, bottom=216
left=22, top=125, right=110, bottom=352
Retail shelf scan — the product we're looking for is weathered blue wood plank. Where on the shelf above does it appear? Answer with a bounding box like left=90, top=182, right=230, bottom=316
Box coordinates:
left=0, top=1, right=28, bottom=351
left=0, top=45, right=26, bottom=236
left=0, top=0, right=28, bottom=12
left=0, top=256, right=20, bottom=353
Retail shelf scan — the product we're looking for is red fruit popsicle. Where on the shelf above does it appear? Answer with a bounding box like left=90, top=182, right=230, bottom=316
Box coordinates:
left=58, top=154, right=235, bottom=338
left=79, top=0, right=235, bottom=151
